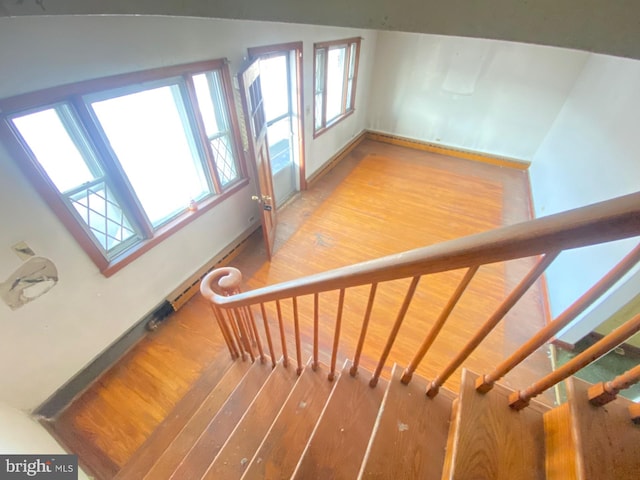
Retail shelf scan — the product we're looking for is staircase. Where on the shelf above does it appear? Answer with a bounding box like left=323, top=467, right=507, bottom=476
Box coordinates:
left=110, top=193, right=640, bottom=479
left=115, top=355, right=639, bottom=479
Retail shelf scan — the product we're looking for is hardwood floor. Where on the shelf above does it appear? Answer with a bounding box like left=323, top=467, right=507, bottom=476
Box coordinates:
left=49, top=139, right=552, bottom=477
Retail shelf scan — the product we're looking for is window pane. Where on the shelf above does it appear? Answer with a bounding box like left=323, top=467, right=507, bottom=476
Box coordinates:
left=12, top=107, right=99, bottom=193
left=348, top=43, right=357, bottom=78
left=193, top=73, right=220, bottom=136
left=314, top=93, right=324, bottom=130
left=267, top=116, right=292, bottom=173
left=326, top=46, right=346, bottom=123
left=69, top=181, right=137, bottom=252
left=193, top=71, right=240, bottom=187
left=193, top=71, right=231, bottom=137
left=90, top=84, right=211, bottom=226
left=346, top=43, right=357, bottom=110
left=210, top=134, right=238, bottom=185
left=259, top=55, right=289, bottom=122
left=315, top=48, right=326, bottom=94
left=314, top=48, right=326, bottom=130
left=12, top=106, right=138, bottom=256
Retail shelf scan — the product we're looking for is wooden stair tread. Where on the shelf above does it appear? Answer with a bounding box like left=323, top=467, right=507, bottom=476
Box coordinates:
left=137, top=358, right=252, bottom=479
left=115, top=353, right=238, bottom=479
left=359, top=363, right=455, bottom=480
left=242, top=361, right=336, bottom=480
left=202, top=360, right=300, bottom=479
left=543, top=403, right=578, bottom=480
left=446, top=368, right=549, bottom=480
left=566, top=376, right=640, bottom=479
left=292, top=361, right=387, bottom=480
left=159, top=359, right=273, bottom=479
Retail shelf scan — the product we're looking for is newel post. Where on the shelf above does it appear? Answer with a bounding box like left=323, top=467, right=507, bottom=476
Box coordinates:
left=200, top=267, right=259, bottom=361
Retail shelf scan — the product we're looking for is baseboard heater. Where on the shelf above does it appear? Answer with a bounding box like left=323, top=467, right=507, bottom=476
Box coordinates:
left=35, top=225, right=259, bottom=419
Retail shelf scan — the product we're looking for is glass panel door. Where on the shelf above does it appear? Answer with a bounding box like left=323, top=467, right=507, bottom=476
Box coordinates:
left=257, top=51, right=298, bottom=207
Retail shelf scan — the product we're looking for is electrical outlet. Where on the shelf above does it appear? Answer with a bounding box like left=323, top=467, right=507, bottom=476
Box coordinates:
left=11, top=241, right=36, bottom=261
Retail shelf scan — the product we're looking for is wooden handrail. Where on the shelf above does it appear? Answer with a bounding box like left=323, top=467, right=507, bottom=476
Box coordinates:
left=509, top=313, right=640, bottom=410
left=201, top=192, right=640, bottom=309
left=200, top=192, right=640, bottom=417
left=588, top=364, right=640, bottom=406
left=476, top=243, right=640, bottom=393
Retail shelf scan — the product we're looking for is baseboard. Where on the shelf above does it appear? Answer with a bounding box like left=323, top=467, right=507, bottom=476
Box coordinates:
left=167, top=224, right=259, bottom=310
left=34, top=303, right=165, bottom=419
left=551, top=338, right=576, bottom=351
left=585, top=331, right=640, bottom=358
left=306, top=130, right=367, bottom=187
left=34, top=224, right=259, bottom=419
left=365, top=130, right=530, bottom=170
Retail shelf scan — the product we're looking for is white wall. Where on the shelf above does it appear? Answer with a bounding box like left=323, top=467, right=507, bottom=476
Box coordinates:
left=0, top=402, right=89, bottom=478
left=0, top=15, right=375, bottom=411
left=529, top=54, right=640, bottom=341
left=368, top=31, right=589, bottom=161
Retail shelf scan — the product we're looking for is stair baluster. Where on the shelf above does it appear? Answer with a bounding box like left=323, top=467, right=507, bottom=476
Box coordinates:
left=243, top=306, right=266, bottom=363
left=477, top=243, right=640, bottom=393
left=313, top=292, right=319, bottom=370
left=588, top=363, right=640, bottom=406
left=230, top=308, right=255, bottom=361
left=370, top=276, right=420, bottom=387
left=510, top=313, right=640, bottom=410
left=292, top=296, right=303, bottom=375
left=328, top=288, right=346, bottom=381
left=210, top=304, right=239, bottom=359
left=426, top=252, right=558, bottom=397
left=275, top=299, right=289, bottom=367
left=401, top=266, right=478, bottom=385
left=259, top=302, right=277, bottom=367
left=350, top=282, right=378, bottom=377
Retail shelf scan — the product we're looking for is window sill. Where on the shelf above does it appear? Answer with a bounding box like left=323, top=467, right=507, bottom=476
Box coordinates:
left=313, top=109, right=355, bottom=139
left=101, top=177, right=249, bottom=277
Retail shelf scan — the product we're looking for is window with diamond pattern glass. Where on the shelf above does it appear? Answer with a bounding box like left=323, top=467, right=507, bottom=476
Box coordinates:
left=8, top=63, right=243, bottom=264
left=12, top=106, right=139, bottom=256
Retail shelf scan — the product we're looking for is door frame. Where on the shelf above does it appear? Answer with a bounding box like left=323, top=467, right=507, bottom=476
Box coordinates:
left=248, top=41, right=307, bottom=191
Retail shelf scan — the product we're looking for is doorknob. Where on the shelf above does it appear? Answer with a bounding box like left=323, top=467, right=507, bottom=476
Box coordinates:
left=251, top=194, right=272, bottom=204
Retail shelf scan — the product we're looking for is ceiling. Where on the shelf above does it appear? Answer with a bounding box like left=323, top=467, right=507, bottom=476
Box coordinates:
left=1, top=0, right=639, bottom=60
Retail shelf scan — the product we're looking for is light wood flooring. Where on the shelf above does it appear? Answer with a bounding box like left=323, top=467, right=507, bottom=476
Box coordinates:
left=48, top=139, right=552, bottom=476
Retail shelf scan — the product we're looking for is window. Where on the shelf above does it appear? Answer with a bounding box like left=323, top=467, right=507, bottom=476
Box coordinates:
left=313, top=37, right=361, bottom=136
left=1, top=59, right=246, bottom=275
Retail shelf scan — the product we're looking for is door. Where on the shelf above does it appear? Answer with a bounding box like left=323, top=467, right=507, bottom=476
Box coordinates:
left=249, top=42, right=306, bottom=202
left=238, top=59, right=277, bottom=258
